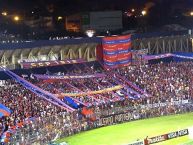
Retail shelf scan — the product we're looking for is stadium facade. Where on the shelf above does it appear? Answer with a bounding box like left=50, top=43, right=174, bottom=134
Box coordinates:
left=0, top=30, right=192, bottom=70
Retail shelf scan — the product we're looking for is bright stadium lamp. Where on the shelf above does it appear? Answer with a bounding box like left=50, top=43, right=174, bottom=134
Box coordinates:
left=14, top=16, right=20, bottom=21
left=142, top=10, right=147, bottom=16
left=57, top=16, right=63, bottom=21
left=2, top=11, right=7, bottom=16
left=86, top=29, right=95, bottom=37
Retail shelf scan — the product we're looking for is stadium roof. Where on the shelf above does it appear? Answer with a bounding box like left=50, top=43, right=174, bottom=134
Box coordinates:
left=0, top=30, right=188, bottom=50
left=0, top=37, right=101, bottom=50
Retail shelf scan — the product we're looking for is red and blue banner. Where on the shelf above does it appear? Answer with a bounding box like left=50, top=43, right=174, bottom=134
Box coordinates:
left=96, top=44, right=103, bottom=61
left=102, top=35, right=132, bottom=69
left=0, top=103, right=11, bottom=118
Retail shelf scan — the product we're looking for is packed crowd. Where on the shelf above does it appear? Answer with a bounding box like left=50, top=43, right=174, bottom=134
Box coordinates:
left=8, top=98, right=193, bottom=145
left=117, top=61, right=192, bottom=104
left=0, top=61, right=193, bottom=144
left=0, top=80, right=65, bottom=142
left=33, top=63, right=141, bottom=106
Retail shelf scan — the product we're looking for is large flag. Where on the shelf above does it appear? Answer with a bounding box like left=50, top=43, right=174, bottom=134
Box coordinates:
left=0, top=103, right=11, bottom=117
left=102, top=35, right=132, bottom=69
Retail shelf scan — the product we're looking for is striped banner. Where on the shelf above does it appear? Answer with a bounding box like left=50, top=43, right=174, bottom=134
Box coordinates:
left=102, top=35, right=132, bottom=69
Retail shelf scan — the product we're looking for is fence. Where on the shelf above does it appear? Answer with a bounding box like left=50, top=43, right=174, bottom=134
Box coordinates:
left=7, top=100, right=193, bottom=145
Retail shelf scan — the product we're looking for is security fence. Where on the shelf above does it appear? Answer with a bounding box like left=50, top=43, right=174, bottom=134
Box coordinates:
left=7, top=100, right=193, bottom=145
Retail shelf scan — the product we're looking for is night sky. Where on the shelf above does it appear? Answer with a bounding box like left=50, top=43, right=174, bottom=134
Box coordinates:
left=1, top=0, right=193, bottom=38
left=0, top=0, right=172, bottom=12
left=0, top=0, right=137, bottom=13
left=0, top=0, right=193, bottom=13
left=1, top=0, right=192, bottom=15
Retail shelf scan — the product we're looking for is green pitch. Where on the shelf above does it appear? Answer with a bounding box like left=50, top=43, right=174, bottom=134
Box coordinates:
left=56, top=113, right=193, bottom=145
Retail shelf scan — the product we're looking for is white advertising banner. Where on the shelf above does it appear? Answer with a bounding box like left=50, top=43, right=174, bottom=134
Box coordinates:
left=127, top=140, right=144, bottom=145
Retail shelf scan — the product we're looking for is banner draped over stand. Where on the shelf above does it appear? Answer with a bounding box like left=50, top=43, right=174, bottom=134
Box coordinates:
left=143, top=53, right=193, bottom=61
left=20, top=59, right=86, bottom=69
left=102, top=35, right=132, bottom=69
left=56, top=85, right=123, bottom=97
left=34, top=73, right=106, bottom=80
left=0, top=103, right=11, bottom=118
left=1, top=67, right=75, bottom=112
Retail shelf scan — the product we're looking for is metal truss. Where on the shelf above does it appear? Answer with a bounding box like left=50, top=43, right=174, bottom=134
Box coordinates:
left=132, top=35, right=193, bottom=54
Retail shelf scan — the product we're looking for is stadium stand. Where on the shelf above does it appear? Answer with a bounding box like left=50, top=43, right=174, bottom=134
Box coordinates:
left=0, top=32, right=193, bottom=144
left=0, top=59, right=193, bottom=144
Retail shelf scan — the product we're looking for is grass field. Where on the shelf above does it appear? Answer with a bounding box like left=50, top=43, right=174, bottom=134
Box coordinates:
left=56, top=113, right=193, bottom=145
